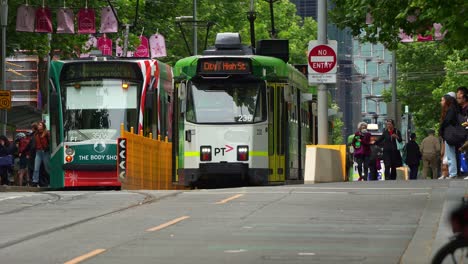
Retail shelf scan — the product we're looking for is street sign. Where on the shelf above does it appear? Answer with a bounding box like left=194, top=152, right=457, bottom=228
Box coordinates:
left=308, top=40, right=337, bottom=84
left=117, top=138, right=127, bottom=181
left=0, top=90, right=11, bottom=109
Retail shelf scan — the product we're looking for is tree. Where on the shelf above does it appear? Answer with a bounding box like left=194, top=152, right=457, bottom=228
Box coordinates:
left=329, top=0, right=468, bottom=50
left=5, top=0, right=317, bottom=65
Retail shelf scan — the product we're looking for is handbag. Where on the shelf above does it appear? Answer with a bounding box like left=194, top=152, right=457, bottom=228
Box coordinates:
left=35, top=7, right=53, bottom=33
left=444, top=124, right=466, bottom=146
left=0, top=155, right=13, bottom=166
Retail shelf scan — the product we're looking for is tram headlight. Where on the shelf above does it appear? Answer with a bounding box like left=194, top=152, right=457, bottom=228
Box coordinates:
left=122, top=82, right=129, bottom=89
left=237, top=146, right=249, bottom=161
left=65, top=146, right=75, bottom=156
left=200, top=146, right=212, bottom=161
left=65, top=155, right=73, bottom=163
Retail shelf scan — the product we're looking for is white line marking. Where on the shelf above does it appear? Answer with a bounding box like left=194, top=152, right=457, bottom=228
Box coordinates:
left=0, top=196, right=22, bottom=202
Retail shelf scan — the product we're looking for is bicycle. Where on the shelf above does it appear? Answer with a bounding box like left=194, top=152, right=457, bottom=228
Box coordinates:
left=431, top=196, right=468, bottom=264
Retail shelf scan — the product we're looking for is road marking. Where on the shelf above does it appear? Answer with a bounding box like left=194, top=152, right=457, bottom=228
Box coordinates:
left=146, top=216, right=190, bottom=232
left=215, top=194, right=244, bottom=204
left=0, top=196, right=22, bottom=202
left=298, top=252, right=316, bottom=256
left=64, top=249, right=106, bottom=264
left=224, top=249, right=247, bottom=253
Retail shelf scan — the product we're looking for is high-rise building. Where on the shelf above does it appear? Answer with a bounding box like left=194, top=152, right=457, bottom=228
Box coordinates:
left=291, top=0, right=394, bottom=140
left=290, top=0, right=318, bottom=20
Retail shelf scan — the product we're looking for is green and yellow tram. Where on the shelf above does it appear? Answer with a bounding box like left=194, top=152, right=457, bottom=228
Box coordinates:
left=173, top=33, right=316, bottom=186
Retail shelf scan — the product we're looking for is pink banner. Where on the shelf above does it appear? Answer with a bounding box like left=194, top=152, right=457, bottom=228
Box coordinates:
left=35, top=7, right=53, bottom=33
left=97, top=35, right=113, bottom=56
left=134, top=36, right=150, bottom=57
left=77, top=8, right=96, bottom=34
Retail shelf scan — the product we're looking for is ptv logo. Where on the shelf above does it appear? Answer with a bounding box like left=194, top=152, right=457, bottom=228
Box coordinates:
left=214, top=145, right=233, bottom=156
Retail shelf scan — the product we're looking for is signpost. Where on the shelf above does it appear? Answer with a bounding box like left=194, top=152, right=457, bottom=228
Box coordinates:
left=117, top=138, right=127, bottom=181
left=307, top=40, right=337, bottom=84
left=0, top=90, right=10, bottom=109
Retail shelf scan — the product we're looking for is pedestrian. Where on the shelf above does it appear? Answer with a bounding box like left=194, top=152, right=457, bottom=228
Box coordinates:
left=456, top=86, right=468, bottom=117
left=352, top=122, right=371, bottom=181
left=439, top=92, right=460, bottom=179
left=15, top=133, right=31, bottom=186
left=405, top=133, right=422, bottom=180
left=27, top=122, right=38, bottom=184
left=31, top=121, right=51, bottom=187
left=374, top=119, right=403, bottom=180
left=0, top=135, right=14, bottom=185
left=420, top=129, right=441, bottom=179
left=368, top=138, right=383, bottom=181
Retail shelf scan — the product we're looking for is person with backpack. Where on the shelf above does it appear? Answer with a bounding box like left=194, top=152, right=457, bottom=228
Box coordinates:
left=404, top=133, right=422, bottom=180
left=352, top=122, right=371, bottom=181
left=31, top=121, right=51, bottom=187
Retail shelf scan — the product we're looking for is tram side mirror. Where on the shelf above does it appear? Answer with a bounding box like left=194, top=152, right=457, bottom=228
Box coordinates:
left=185, top=130, right=192, bottom=142
left=50, top=92, right=59, bottom=112
left=145, top=90, right=154, bottom=108
left=178, top=82, right=186, bottom=100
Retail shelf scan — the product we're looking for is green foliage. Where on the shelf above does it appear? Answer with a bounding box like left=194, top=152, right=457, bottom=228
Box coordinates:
left=329, top=0, right=468, bottom=50
left=5, top=0, right=317, bottom=64
left=331, top=104, right=344, bottom=144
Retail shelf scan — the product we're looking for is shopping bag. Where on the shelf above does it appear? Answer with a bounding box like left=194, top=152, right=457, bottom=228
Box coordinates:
left=16, top=5, right=36, bottom=32
left=97, top=36, right=113, bottom=56
left=35, top=7, right=53, bottom=33
left=77, top=8, right=96, bottom=34
left=56, top=8, right=74, bottom=34
left=460, top=152, right=468, bottom=173
left=134, top=36, right=150, bottom=57
left=150, top=34, right=167, bottom=58
left=100, top=6, right=118, bottom=33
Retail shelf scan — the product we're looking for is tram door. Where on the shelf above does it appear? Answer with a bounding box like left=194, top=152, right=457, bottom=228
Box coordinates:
left=268, top=83, right=286, bottom=182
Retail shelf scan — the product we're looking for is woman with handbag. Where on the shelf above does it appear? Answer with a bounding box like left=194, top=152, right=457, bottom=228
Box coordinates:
left=374, top=119, right=403, bottom=180
left=352, top=122, right=371, bottom=181
left=439, top=92, right=461, bottom=179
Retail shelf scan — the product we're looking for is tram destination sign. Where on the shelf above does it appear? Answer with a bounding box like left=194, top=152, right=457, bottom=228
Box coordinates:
left=61, top=62, right=141, bottom=81
left=197, top=58, right=252, bottom=75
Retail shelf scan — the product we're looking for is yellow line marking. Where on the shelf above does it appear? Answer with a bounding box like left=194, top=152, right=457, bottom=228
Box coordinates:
left=64, top=249, right=106, bottom=264
left=215, top=194, right=244, bottom=204
left=146, top=216, right=190, bottom=232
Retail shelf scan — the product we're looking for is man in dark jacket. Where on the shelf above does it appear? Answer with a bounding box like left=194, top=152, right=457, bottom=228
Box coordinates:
left=405, top=133, right=422, bottom=180
left=374, top=119, right=403, bottom=180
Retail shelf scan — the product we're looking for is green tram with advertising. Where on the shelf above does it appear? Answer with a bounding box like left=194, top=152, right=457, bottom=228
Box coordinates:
left=172, top=33, right=316, bottom=187
left=47, top=57, right=173, bottom=188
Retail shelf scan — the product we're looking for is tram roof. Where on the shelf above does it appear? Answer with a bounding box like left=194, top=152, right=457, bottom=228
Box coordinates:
left=174, top=55, right=314, bottom=94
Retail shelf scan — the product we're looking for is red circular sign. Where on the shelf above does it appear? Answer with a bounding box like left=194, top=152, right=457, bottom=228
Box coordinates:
left=308, top=45, right=337, bottom=74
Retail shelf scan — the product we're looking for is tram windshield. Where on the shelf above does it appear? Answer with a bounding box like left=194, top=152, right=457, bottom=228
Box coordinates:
left=62, top=79, right=139, bottom=142
left=186, top=81, right=266, bottom=124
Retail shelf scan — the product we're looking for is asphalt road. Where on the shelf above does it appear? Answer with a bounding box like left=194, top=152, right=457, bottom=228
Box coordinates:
left=0, top=180, right=466, bottom=264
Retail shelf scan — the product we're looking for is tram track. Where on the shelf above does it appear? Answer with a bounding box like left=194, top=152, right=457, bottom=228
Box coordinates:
left=0, top=190, right=183, bottom=250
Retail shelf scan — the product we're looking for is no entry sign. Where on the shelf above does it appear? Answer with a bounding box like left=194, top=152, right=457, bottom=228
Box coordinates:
left=307, top=40, right=337, bottom=84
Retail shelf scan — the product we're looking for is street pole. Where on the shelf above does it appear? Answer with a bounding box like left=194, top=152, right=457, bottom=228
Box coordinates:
left=123, top=24, right=130, bottom=56
left=1, top=0, right=7, bottom=136
left=391, top=51, right=399, bottom=122
left=193, top=0, right=197, bottom=55
left=248, top=0, right=256, bottom=48
left=317, top=0, right=328, bottom=144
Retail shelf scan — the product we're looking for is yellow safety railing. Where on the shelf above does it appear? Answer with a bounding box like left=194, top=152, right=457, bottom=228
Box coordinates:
left=119, top=124, right=187, bottom=190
